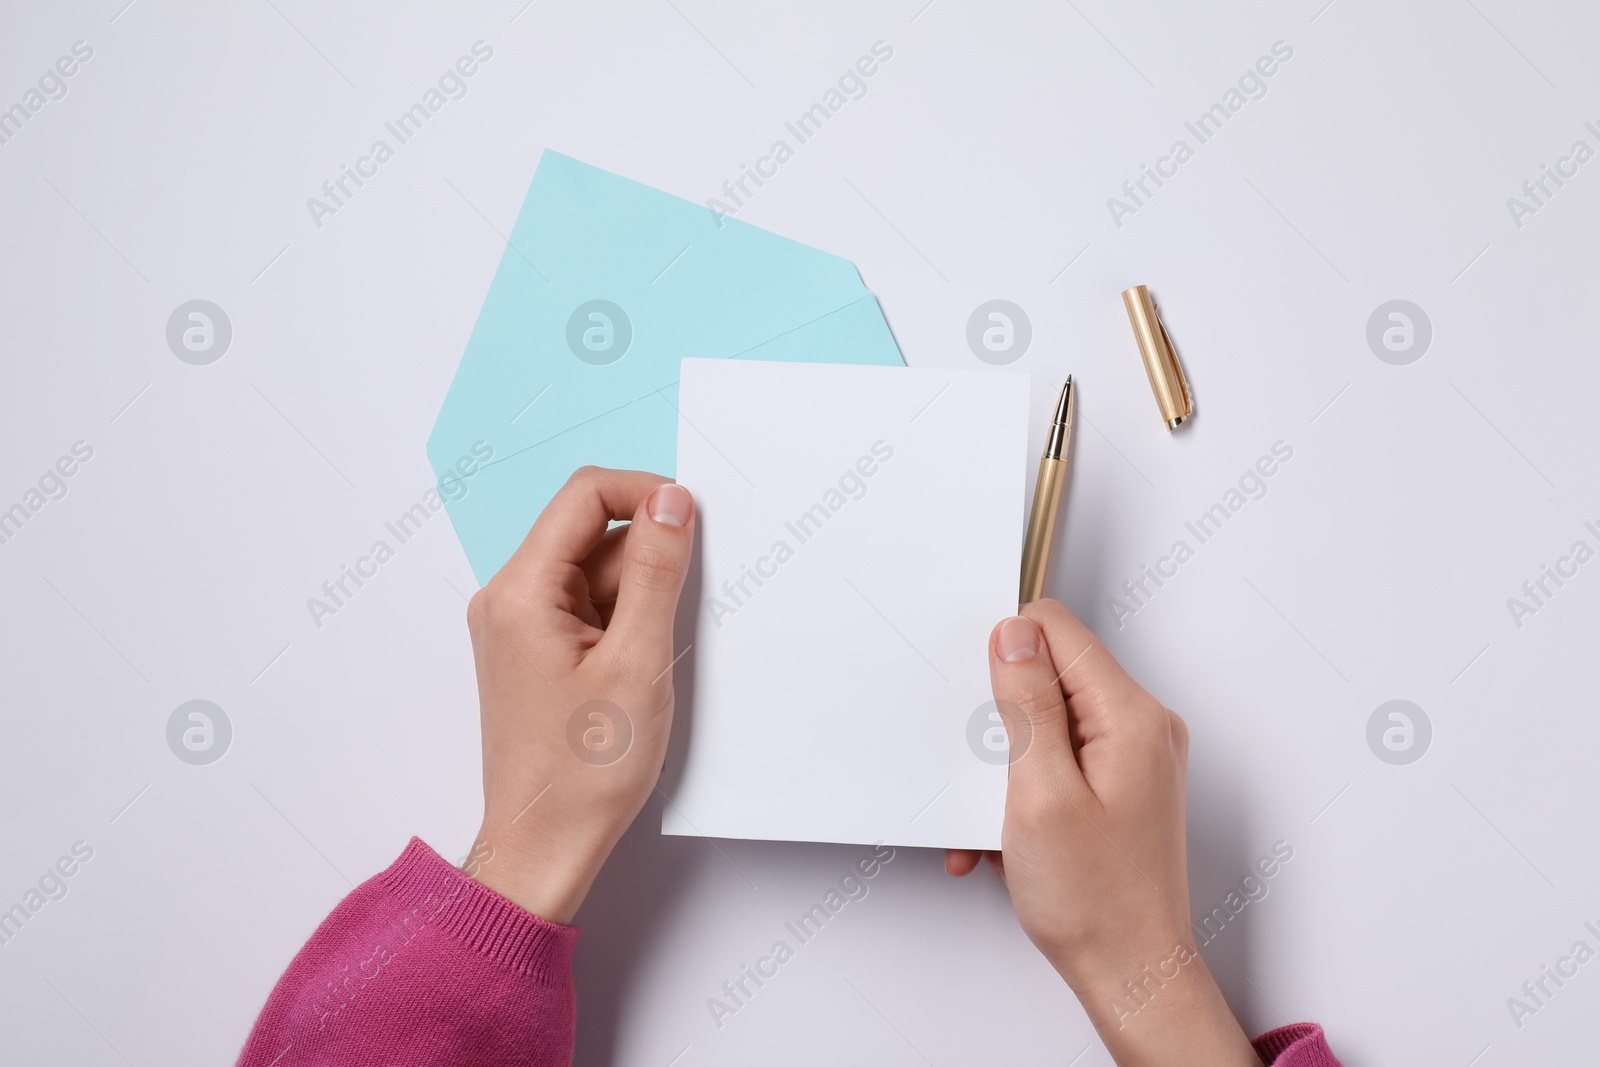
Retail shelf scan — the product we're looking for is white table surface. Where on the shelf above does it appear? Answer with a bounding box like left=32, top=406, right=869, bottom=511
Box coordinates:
left=3, top=2, right=1597, bottom=1064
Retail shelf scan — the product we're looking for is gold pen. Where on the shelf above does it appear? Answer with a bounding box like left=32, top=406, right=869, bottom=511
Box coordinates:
left=1019, top=376, right=1075, bottom=604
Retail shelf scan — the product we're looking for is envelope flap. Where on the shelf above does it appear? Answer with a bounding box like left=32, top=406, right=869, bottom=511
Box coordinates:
left=427, top=152, right=881, bottom=469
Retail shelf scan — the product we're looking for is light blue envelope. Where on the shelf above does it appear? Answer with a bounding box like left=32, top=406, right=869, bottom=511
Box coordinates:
left=427, top=151, right=905, bottom=583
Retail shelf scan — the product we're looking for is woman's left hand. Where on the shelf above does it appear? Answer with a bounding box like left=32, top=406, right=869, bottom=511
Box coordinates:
left=463, top=466, right=695, bottom=923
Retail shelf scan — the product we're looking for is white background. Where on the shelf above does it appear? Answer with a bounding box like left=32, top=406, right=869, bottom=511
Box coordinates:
left=2, top=1, right=1598, bottom=1064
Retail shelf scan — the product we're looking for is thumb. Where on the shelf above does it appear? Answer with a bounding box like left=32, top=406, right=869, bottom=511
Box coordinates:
left=603, top=482, right=695, bottom=662
left=988, top=615, right=1083, bottom=784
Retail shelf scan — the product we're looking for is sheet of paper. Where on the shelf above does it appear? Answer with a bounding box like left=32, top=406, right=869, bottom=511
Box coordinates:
left=662, top=359, right=1031, bottom=850
left=426, top=151, right=905, bottom=583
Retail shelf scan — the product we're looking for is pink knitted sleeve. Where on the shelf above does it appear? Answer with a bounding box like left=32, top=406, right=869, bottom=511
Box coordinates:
left=1253, top=1022, right=1342, bottom=1066
left=235, top=838, right=579, bottom=1067
left=235, top=838, right=1341, bottom=1066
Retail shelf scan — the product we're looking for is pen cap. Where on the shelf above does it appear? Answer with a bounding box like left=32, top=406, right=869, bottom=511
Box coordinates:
left=1121, top=285, right=1193, bottom=430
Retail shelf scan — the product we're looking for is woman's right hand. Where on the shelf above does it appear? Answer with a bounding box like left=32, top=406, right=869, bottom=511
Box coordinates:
left=947, top=599, right=1259, bottom=1067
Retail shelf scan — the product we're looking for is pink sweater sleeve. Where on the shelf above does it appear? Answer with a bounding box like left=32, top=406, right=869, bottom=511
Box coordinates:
left=236, top=838, right=1341, bottom=1066
left=235, top=838, right=579, bottom=1067
left=1253, top=1023, right=1342, bottom=1065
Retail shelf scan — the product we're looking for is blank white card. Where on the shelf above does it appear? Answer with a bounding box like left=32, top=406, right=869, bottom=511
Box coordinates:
left=661, top=359, right=1030, bottom=850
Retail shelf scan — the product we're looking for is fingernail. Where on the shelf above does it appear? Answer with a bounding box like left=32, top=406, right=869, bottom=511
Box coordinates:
left=648, top=483, right=692, bottom=527
left=996, top=616, right=1040, bottom=662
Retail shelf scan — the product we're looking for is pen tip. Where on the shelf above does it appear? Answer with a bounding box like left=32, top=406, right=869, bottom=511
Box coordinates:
left=1053, top=377, right=1074, bottom=424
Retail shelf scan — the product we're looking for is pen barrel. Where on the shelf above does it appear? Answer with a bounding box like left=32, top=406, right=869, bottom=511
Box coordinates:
left=1019, top=456, right=1067, bottom=603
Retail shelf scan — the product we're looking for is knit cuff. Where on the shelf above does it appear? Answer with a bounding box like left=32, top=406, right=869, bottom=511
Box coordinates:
left=377, top=837, right=580, bottom=985
left=1252, top=1023, right=1340, bottom=1066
